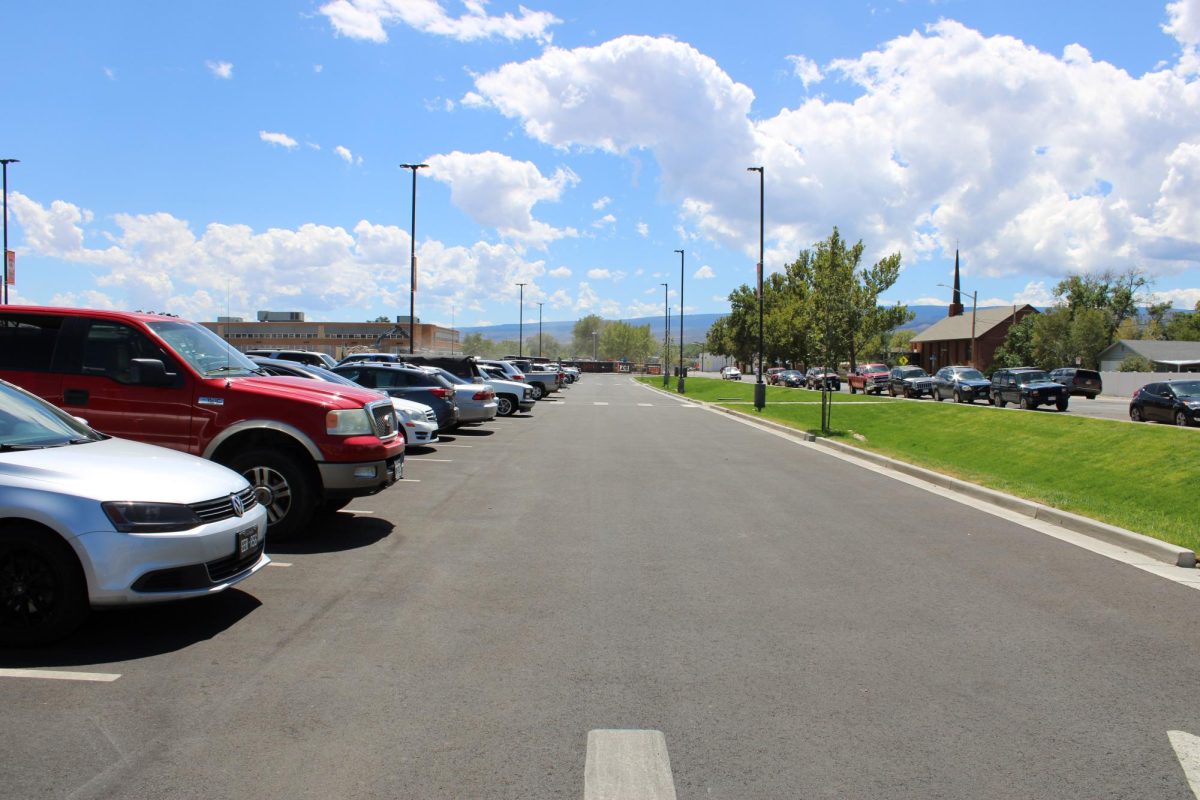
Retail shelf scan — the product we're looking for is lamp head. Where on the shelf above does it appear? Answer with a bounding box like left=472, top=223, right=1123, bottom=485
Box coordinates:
left=399, top=163, right=429, bottom=170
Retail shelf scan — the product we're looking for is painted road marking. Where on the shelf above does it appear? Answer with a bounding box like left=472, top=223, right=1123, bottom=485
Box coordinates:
left=267, top=561, right=293, bottom=567
left=594, top=402, right=610, bottom=406
left=343, top=509, right=376, bottom=514
left=0, top=668, right=121, bottom=683
left=584, top=729, right=677, bottom=800
left=1171, top=731, right=1200, bottom=798
left=638, top=403, right=653, bottom=406
left=397, top=478, right=421, bottom=482
left=433, top=443, right=473, bottom=448
left=404, top=458, right=454, bottom=462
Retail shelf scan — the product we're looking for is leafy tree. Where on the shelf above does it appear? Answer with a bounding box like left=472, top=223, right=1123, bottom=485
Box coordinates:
left=525, top=333, right=563, bottom=359
left=1031, top=308, right=1074, bottom=368
left=1119, top=355, right=1154, bottom=372
left=991, top=315, right=1036, bottom=371
left=460, top=332, right=491, bottom=357
left=1165, top=302, right=1200, bottom=341
left=573, top=314, right=606, bottom=357
left=598, top=321, right=654, bottom=362
left=367, top=315, right=392, bottom=323
left=1068, top=307, right=1112, bottom=369
left=1053, top=268, right=1152, bottom=341
left=889, top=329, right=916, bottom=353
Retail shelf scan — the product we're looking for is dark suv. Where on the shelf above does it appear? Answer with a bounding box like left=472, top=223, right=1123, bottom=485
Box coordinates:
left=990, top=368, right=1068, bottom=411
left=931, top=366, right=992, bottom=403
left=888, top=366, right=932, bottom=398
left=1048, top=367, right=1103, bottom=399
left=333, top=363, right=459, bottom=431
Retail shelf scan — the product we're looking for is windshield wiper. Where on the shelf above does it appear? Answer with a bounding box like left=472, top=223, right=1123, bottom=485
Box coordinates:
left=0, top=443, right=50, bottom=452
left=203, top=366, right=250, bottom=376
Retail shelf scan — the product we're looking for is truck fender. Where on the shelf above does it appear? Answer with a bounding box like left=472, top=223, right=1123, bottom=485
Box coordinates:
left=201, top=419, right=324, bottom=463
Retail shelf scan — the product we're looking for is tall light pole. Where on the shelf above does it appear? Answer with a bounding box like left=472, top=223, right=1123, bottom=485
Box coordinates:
left=516, top=282, right=527, bottom=358
left=674, top=249, right=685, bottom=393
left=537, top=301, right=544, bottom=357
left=399, top=163, right=428, bottom=353
left=1, top=159, right=18, bottom=305
left=748, top=166, right=765, bottom=411
left=661, top=282, right=670, bottom=387
left=938, top=282, right=978, bottom=367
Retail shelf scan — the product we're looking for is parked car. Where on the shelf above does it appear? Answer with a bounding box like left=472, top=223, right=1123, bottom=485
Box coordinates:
left=1049, top=367, right=1103, bottom=399
left=805, top=367, right=841, bottom=391
left=332, top=363, right=460, bottom=432
left=848, top=363, right=891, bottom=395
left=336, top=352, right=406, bottom=366
left=417, top=367, right=497, bottom=425
left=0, top=378, right=269, bottom=644
left=248, top=357, right=436, bottom=449
left=243, top=349, right=337, bottom=369
left=0, top=306, right=404, bottom=540
left=888, top=366, right=933, bottom=398
left=478, top=359, right=527, bottom=383
left=561, top=366, right=581, bottom=383
left=990, top=367, right=1069, bottom=411
left=721, top=366, right=742, bottom=380
left=477, top=365, right=537, bottom=416
left=766, top=367, right=786, bottom=385
left=931, top=366, right=993, bottom=403
left=1129, top=379, right=1200, bottom=426
left=776, top=369, right=806, bottom=388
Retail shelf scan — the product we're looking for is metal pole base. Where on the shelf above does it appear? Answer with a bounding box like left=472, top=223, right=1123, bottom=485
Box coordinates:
left=754, top=381, right=766, bottom=410
left=677, top=376, right=685, bottom=394
left=662, top=373, right=668, bottom=387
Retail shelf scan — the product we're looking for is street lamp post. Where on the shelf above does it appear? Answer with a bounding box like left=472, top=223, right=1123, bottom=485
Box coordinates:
left=938, top=282, right=978, bottom=367
left=1, top=159, right=18, bottom=305
left=661, top=282, right=669, bottom=387
left=675, top=249, right=685, bottom=393
left=516, top=282, right=527, bottom=358
left=748, top=166, right=765, bottom=410
left=399, top=162, right=428, bottom=353
left=537, top=301, right=544, bottom=358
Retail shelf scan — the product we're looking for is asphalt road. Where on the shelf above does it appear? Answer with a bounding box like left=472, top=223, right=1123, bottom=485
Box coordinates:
left=2, top=376, right=1199, bottom=799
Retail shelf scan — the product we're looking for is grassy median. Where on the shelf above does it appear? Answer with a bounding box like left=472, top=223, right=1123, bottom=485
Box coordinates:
left=638, top=376, right=1199, bottom=553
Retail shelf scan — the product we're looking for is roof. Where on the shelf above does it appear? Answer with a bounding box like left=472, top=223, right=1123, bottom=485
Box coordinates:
left=910, top=305, right=1037, bottom=343
left=1098, top=339, right=1200, bottom=364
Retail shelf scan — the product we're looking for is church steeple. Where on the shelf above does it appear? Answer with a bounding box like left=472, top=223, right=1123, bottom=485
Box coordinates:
left=948, top=249, right=964, bottom=318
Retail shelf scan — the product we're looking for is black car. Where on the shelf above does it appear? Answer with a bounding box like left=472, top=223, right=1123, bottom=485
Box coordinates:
left=990, top=367, right=1068, bottom=411
left=333, top=363, right=460, bottom=431
left=931, top=366, right=992, bottom=404
left=1048, top=367, right=1103, bottom=399
left=888, top=366, right=932, bottom=398
left=777, top=369, right=806, bottom=388
left=1129, top=379, right=1200, bottom=426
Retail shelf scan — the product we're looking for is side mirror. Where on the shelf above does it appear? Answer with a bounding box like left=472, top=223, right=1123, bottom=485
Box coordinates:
left=129, top=358, right=175, bottom=387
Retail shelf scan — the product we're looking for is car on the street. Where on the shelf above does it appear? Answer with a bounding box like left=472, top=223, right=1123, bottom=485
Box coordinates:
left=243, top=349, right=337, bottom=369
left=776, top=369, right=806, bottom=388
left=990, top=367, right=1069, bottom=411
left=766, top=367, right=786, bottom=385
left=848, top=363, right=891, bottom=395
left=477, top=365, right=537, bottom=416
left=1049, top=367, right=1103, bottom=399
left=888, top=366, right=933, bottom=398
left=0, top=378, right=269, bottom=644
left=721, top=366, right=742, bottom=380
left=931, top=366, right=993, bottom=403
left=333, top=363, right=460, bottom=432
left=1128, top=379, right=1200, bottom=426
left=805, top=367, right=841, bottom=391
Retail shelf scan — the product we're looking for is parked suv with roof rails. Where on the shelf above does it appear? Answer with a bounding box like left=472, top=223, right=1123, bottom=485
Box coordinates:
left=332, top=363, right=460, bottom=432
left=1048, top=367, right=1102, bottom=399
left=0, top=306, right=405, bottom=540
left=990, top=367, right=1069, bottom=411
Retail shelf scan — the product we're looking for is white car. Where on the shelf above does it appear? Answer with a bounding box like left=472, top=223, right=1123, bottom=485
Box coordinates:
left=0, top=379, right=269, bottom=644
left=391, top=397, right=439, bottom=448
left=722, top=366, right=742, bottom=380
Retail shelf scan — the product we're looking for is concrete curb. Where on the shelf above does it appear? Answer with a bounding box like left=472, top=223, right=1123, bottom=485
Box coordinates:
left=649, top=384, right=1196, bottom=569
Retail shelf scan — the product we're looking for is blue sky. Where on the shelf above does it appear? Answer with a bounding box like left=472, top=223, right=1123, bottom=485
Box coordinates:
left=4, top=1, right=1200, bottom=329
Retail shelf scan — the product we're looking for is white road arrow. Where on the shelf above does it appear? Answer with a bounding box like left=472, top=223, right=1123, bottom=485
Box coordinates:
left=1170, top=730, right=1200, bottom=798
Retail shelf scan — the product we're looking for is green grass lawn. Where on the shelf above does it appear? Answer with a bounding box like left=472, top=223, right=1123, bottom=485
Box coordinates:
left=637, top=376, right=1199, bottom=552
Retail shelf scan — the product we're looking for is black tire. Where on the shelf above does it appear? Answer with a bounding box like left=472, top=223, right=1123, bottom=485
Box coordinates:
left=496, top=395, right=516, bottom=416
left=953, top=390, right=963, bottom=404
left=529, top=383, right=545, bottom=400
left=225, top=448, right=316, bottom=541
left=889, top=385, right=897, bottom=397
left=850, top=384, right=857, bottom=395
left=1056, top=399, right=1069, bottom=412
left=1019, top=396, right=1032, bottom=410
left=996, top=395, right=1007, bottom=408
left=904, top=387, right=913, bottom=399
left=933, top=388, right=943, bottom=402
left=1130, top=406, right=1143, bottom=422
left=1176, top=411, right=1189, bottom=427
left=0, top=526, right=89, bottom=645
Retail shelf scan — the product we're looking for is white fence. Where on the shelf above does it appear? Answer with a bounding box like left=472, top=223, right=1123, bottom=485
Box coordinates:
left=1098, top=371, right=1198, bottom=397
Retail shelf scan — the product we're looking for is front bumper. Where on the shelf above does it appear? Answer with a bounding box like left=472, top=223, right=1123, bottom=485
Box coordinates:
left=319, top=453, right=404, bottom=497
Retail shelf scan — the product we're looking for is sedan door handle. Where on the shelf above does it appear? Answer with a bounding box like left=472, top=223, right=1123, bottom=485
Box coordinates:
left=63, top=388, right=89, bottom=406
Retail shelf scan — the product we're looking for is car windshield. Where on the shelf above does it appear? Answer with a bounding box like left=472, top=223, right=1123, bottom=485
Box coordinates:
left=1170, top=380, right=1200, bottom=396
left=956, top=369, right=985, bottom=380
left=147, top=320, right=259, bottom=378
left=0, top=381, right=103, bottom=449
left=1018, top=371, right=1050, bottom=382
left=900, top=367, right=927, bottom=377
left=436, top=369, right=469, bottom=385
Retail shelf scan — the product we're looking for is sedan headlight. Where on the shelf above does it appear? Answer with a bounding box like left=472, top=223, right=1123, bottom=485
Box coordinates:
left=1187, top=401, right=1200, bottom=409
left=102, top=502, right=201, bottom=533
left=326, top=408, right=373, bottom=436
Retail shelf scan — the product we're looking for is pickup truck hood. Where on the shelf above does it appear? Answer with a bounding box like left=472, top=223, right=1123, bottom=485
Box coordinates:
left=221, top=375, right=382, bottom=410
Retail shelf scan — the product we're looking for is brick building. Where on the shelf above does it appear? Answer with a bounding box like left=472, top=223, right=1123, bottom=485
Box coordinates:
left=202, top=314, right=459, bottom=359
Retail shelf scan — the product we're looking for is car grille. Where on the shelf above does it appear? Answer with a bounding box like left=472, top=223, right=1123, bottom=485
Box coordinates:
left=367, top=399, right=399, bottom=440
left=206, top=536, right=266, bottom=583
left=422, top=408, right=437, bottom=424
left=191, top=487, right=258, bottom=524
left=872, top=376, right=888, bottom=385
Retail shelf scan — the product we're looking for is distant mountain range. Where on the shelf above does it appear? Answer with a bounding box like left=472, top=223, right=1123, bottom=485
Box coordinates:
left=459, top=305, right=966, bottom=344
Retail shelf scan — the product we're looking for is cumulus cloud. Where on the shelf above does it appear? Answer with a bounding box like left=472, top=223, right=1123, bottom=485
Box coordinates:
left=636, top=222, right=649, bottom=237
left=548, top=266, right=572, bottom=278
left=694, top=265, right=716, bottom=279
left=592, top=213, right=616, bottom=229
left=320, top=0, right=560, bottom=44
left=335, top=145, right=361, bottom=164
left=206, top=60, right=234, bottom=79
left=103, top=67, right=116, bottom=81
left=592, top=196, right=611, bottom=210
left=786, top=54, right=822, bottom=88
left=587, top=268, right=612, bottom=279
left=259, top=130, right=298, bottom=149
left=426, top=150, right=578, bottom=247
left=1164, top=0, right=1200, bottom=47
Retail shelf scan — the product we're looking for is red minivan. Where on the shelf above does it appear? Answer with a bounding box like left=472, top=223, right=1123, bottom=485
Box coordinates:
left=0, top=307, right=405, bottom=539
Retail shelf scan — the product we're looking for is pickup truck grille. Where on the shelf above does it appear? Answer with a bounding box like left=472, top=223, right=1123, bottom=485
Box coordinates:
left=367, top=399, right=399, bottom=440
left=872, top=375, right=888, bottom=386
left=191, top=487, right=258, bottom=524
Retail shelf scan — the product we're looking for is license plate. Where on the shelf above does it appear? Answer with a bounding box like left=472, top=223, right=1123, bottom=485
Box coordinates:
left=388, top=457, right=403, bottom=483
left=236, top=525, right=262, bottom=558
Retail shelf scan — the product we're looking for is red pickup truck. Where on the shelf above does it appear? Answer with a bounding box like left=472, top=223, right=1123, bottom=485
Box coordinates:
left=0, top=306, right=406, bottom=539
left=847, top=363, right=891, bottom=395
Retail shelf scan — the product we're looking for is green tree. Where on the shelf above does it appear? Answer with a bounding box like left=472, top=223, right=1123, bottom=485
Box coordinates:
left=1119, top=354, right=1154, bottom=372
left=460, top=332, right=491, bottom=357
left=1165, top=302, right=1200, bottom=341
left=573, top=314, right=606, bottom=357
left=991, top=315, right=1036, bottom=371
left=598, top=321, right=654, bottom=362
left=1031, top=308, right=1074, bottom=369
left=525, top=333, right=563, bottom=359
left=1053, top=268, right=1152, bottom=341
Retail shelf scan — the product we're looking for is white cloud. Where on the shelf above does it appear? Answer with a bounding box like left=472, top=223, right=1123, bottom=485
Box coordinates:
left=1164, top=0, right=1200, bottom=47
left=694, top=265, right=716, bottom=279
left=335, top=145, right=355, bottom=164
left=426, top=150, right=578, bottom=247
left=103, top=67, right=116, bottom=81
left=314, top=64, right=324, bottom=73
left=592, top=213, right=616, bottom=229
left=206, top=60, right=234, bottom=80
left=786, top=54, right=822, bottom=88
left=548, top=266, right=572, bottom=278
left=259, top=131, right=298, bottom=149
left=320, top=0, right=560, bottom=44
left=575, top=282, right=598, bottom=311
left=636, top=222, right=649, bottom=237
left=624, top=300, right=663, bottom=317
left=1153, top=287, right=1200, bottom=307
left=592, top=196, right=611, bottom=210
left=587, top=268, right=612, bottom=279
left=547, top=289, right=572, bottom=307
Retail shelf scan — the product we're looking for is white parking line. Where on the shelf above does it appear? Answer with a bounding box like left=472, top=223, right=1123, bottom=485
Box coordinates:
left=585, top=729, right=677, bottom=800
left=432, top=443, right=473, bottom=448
left=638, top=403, right=653, bottom=407
left=343, top=509, right=375, bottom=514
left=397, top=478, right=421, bottom=482
left=0, top=668, right=121, bottom=683
left=267, top=561, right=293, bottom=567
left=594, top=402, right=610, bottom=406
left=404, top=458, right=454, bottom=462
left=1170, top=731, right=1200, bottom=798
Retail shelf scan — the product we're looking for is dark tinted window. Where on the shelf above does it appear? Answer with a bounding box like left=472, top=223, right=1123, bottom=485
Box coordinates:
left=0, top=313, right=63, bottom=372
left=80, top=321, right=176, bottom=384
